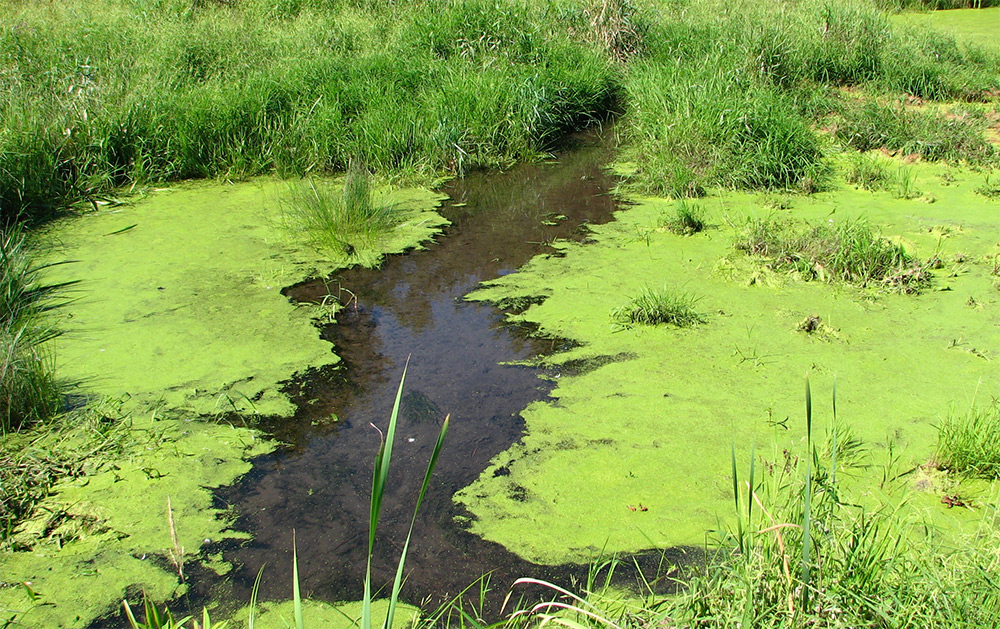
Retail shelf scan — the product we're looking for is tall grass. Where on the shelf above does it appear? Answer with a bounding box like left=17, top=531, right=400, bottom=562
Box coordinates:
left=935, top=402, right=1000, bottom=479
left=620, top=0, right=1000, bottom=195
left=835, top=101, right=997, bottom=164
left=0, top=0, right=619, bottom=225
left=282, top=161, right=398, bottom=256
left=736, top=217, right=931, bottom=292
left=0, top=227, right=65, bottom=432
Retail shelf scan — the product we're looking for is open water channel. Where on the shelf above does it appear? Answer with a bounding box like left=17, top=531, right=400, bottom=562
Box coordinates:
left=194, top=129, right=684, bottom=619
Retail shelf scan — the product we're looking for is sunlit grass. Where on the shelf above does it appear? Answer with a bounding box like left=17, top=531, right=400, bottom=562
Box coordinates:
left=0, top=227, right=64, bottom=433
left=282, top=162, right=399, bottom=257
left=936, top=403, right=1000, bottom=479
left=736, top=217, right=931, bottom=292
left=610, top=287, right=705, bottom=328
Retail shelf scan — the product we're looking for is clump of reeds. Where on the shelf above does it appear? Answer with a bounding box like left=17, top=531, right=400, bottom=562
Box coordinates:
left=663, top=199, right=706, bottom=235
left=611, top=287, right=705, bottom=328
left=935, top=402, right=1000, bottom=479
left=1, top=227, right=64, bottom=432
left=283, top=161, right=398, bottom=257
left=736, top=217, right=931, bottom=292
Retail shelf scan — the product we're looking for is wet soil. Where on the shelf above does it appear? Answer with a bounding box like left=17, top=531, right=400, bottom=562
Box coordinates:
left=204, top=129, right=691, bottom=619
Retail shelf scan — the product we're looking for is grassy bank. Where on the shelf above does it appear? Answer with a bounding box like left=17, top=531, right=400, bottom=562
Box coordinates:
left=0, top=0, right=619, bottom=225
left=0, top=227, right=62, bottom=433
left=2, top=0, right=998, bottom=223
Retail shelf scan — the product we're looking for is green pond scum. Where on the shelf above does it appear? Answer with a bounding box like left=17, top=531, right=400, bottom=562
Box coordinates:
left=0, top=180, right=445, bottom=627
left=458, top=160, right=1000, bottom=564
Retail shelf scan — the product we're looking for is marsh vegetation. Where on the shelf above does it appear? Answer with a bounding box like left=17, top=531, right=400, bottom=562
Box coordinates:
left=1, top=0, right=999, bottom=627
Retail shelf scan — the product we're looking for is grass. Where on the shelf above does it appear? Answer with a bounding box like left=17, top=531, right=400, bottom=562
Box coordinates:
left=1, top=397, right=129, bottom=546
left=736, top=217, right=932, bottom=292
left=663, top=200, right=706, bottom=235
left=935, top=402, right=1000, bottom=479
left=834, top=101, right=997, bottom=164
left=487, top=382, right=1000, bottom=629
left=844, top=152, right=925, bottom=198
left=650, top=381, right=1000, bottom=628
left=0, top=0, right=620, bottom=225
left=282, top=161, right=398, bottom=256
left=610, top=287, right=705, bottom=328
left=0, top=226, right=66, bottom=433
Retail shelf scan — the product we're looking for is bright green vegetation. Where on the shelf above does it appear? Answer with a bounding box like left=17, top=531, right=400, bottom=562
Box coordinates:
left=0, top=181, right=445, bottom=626
left=610, top=287, right=705, bottom=327
left=282, top=162, right=400, bottom=258
left=735, top=216, right=930, bottom=291
left=0, top=227, right=63, bottom=432
left=525, top=448, right=1000, bottom=628
left=936, top=403, right=1000, bottom=479
left=893, top=6, right=1000, bottom=52
left=0, top=403, right=272, bottom=627
left=834, top=101, right=996, bottom=162
left=0, top=0, right=619, bottom=225
left=39, top=180, right=444, bottom=417
left=460, top=160, right=1000, bottom=564
left=620, top=0, right=999, bottom=197
left=1, top=0, right=999, bottom=627
left=2, top=0, right=998, bottom=222
left=662, top=200, right=706, bottom=235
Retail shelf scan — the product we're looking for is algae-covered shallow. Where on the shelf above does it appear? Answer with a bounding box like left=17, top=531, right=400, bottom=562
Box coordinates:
left=458, top=161, right=1000, bottom=563
left=0, top=179, right=445, bottom=627
left=893, top=7, right=1000, bottom=53
left=40, top=179, right=446, bottom=417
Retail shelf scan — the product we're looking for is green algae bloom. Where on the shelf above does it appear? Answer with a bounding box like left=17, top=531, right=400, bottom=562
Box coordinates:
left=0, top=178, right=445, bottom=628
left=458, top=162, right=1000, bottom=564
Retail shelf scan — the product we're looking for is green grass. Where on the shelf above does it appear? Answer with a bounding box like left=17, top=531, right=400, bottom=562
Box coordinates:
left=736, top=217, right=932, bottom=292
left=844, top=152, right=925, bottom=198
left=282, top=161, right=398, bottom=256
left=0, top=0, right=619, bottom=224
left=663, top=199, right=707, bottom=235
left=935, top=402, right=1000, bottom=479
left=610, top=287, right=705, bottom=328
left=0, top=227, right=65, bottom=433
left=834, top=101, right=997, bottom=164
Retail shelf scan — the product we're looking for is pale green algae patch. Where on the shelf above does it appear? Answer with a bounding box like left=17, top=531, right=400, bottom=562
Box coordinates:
left=456, top=162, right=1000, bottom=564
left=894, top=7, right=1000, bottom=53
left=232, top=599, right=420, bottom=628
left=0, top=179, right=446, bottom=627
left=41, top=179, right=447, bottom=417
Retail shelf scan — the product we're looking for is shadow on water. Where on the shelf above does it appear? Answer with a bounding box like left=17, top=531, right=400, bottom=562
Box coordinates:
left=196, top=128, right=698, bottom=621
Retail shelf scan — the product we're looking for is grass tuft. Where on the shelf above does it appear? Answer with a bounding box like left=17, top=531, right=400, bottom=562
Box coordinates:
left=663, top=200, right=706, bottom=235
left=935, top=402, right=1000, bottom=479
left=282, top=161, right=398, bottom=257
left=611, top=287, right=705, bottom=328
left=736, top=217, right=931, bottom=292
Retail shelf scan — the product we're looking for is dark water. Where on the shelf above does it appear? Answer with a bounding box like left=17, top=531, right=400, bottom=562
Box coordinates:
left=197, top=129, right=691, bottom=620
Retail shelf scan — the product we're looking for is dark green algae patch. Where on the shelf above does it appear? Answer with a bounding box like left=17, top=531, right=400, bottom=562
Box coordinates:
left=458, top=161, right=1000, bottom=564
left=0, top=179, right=445, bottom=628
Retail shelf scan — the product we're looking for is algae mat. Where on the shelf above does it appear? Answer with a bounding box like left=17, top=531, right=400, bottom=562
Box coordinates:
left=41, top=180, right=447, bottom=417
left=894, top=7, right=1000, bottom=53
left=0, top=179, right=445, bottom=627
left=458, top=162, right=1000, bottom=564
